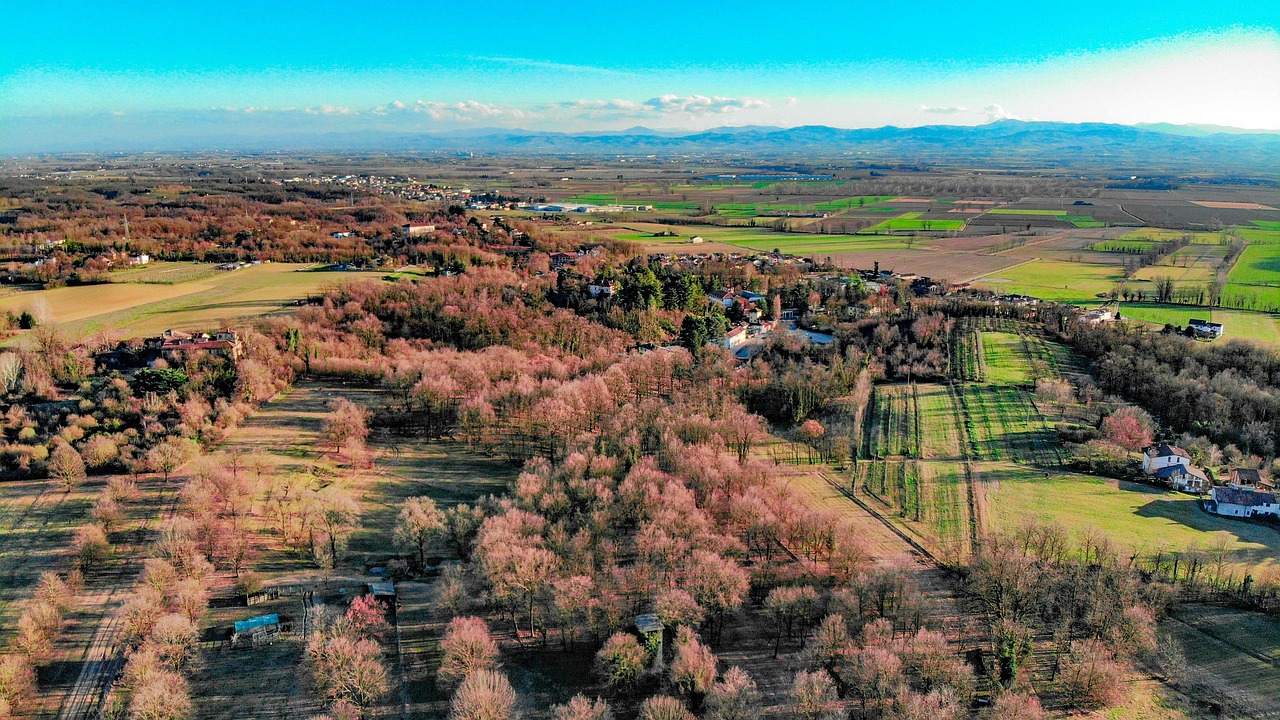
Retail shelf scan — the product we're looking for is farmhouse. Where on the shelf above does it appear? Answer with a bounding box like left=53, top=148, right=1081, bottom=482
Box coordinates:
left=1155, top=463, right=1209, bottom=493
left=154, top=329, right=243, bottom=361
left=1187, top=318, right=1224, bottom=339
left=401, top=223, right=436, bottom=237
left=1080, top=307, right=1117, bottom=326
left=1142, top=443, right=1191, bottom=474
left=1208, top=486, right=1280, bottom=518
left=723, top=324, right=750, bottom=349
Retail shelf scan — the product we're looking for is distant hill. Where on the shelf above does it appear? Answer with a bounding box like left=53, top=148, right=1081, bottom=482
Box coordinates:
left=6, top=117, right=1279, bottom=171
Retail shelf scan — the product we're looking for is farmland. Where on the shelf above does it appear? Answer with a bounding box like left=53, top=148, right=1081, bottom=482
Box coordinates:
left=0, top=263, right=385, bottom=343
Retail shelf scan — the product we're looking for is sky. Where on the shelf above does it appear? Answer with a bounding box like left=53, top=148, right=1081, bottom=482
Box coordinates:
left=3, top=0, right=1279, bottom=150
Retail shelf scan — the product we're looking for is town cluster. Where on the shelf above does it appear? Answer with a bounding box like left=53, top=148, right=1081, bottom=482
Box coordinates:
left=1143, top=442, right=1277, bottom=518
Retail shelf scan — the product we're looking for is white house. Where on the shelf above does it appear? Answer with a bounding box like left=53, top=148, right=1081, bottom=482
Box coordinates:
left=723, top=325, right=750, bottom=349
left=1209, top=487, right=1279, bottom=518
left=1155, top=464, right=1209, bottom=493
left=1142, top=444, right=1191, bottom=474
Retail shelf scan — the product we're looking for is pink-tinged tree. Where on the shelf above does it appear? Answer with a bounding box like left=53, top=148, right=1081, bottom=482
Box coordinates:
left=671, top=628, right=718, bottom=705
left=49, top=441, right=86, bottom=491
left=706, top=666, right=760, bottom=720
left=438, top=617, right=500, bottom=689
left=638, top=696, right=695, bottom=720
left=985, top=693, right=1047, bottom=720
left=790, top=670, right=842, bottom=720
left=551, top=695, right=613, bottom=720
left=345, top=595, right=390, bottom=641
left=449, top=669, right=519, bottom=720
left=0, top=654, right=36, bottom=718
left=1100, top=406, right=1154, bottom=451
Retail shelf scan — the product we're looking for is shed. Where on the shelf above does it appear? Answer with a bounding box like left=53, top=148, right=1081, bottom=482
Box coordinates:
left=367, top=581, right=396, bottom=598
left=232, top=613, right=281, bottom=646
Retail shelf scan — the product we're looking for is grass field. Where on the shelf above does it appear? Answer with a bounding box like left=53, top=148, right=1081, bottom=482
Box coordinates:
left=975, top=259, right=1132, bottom=304
left=107, top=261, right=223, bottom=285
left=865, top=212, right=965, bottom=233
left=0, top=263, right=385, bottom=343
left=985, top=469, right=1280, bottom=572
left=1118, top=303, right=1280, bottom=344
left=1228, top=243, right=1280, bottom=286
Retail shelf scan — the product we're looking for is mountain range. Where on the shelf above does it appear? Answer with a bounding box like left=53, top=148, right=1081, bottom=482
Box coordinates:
left=6, top=119, right=1280, bottom=171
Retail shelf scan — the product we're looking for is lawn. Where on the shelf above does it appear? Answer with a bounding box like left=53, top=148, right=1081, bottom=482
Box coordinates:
left=984, top=468, right=1280, bottom=573
left=0, top=263, right=386, bottom=342
left=1117, top=303, right=1280, bottom=345
left=1251, top=220, right=1280, bottom=231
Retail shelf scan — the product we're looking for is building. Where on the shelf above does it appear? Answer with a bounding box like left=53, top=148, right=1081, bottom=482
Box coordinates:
left=1208, top=486, right=1280, bottom=518
left=723, top=325, right=750, bottom=349
left=1223, top=466, right=1264, bottom=486
left=401, top=223, right=436, bottom=237
left=1188, top=318, right=1224, bottom=338
left=587, top=280, right=617, bottom=298
left=1156, top=463, right=1209, bottom=493
left=549, top=252, right=577, bottom=269
left=232, top=613, right=281, bottom=646
left=1142, top=444, right=1191, bottom=474
left=1080, top=307, right=1117, bottom=326
left=156, top=329, right=243, bottom=361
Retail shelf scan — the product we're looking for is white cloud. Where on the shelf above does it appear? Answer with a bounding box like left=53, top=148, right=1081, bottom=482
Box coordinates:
left=983, top=104, right=1021, bottom=121
left=919, top=104, right=965, bottom=114
left=644, top=94, right=768, bottom=114
left=304, top=105, right=356, bottom=116
left=370, top=100, right=532, bottom=122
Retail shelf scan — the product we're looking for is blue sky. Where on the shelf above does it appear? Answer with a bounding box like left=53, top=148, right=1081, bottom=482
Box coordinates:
left=3, top=0, right=1279, bottom=149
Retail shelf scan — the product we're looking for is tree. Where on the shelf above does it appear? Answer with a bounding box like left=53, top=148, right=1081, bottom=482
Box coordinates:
left=92, top=495, right=124, bottom=533
left=638, top=696, right=695, bottom=720
left=147, top=439, right=197, bottom=481
left=309, top=486, right=360, bottom=569
left=706, top=666, right=761, bottom=720
left=74, top=523, right=111, bottom=572
left=790, top=670, right=842, bottom=720
left=323, top=399, right=370, bottom=452
left=551, top=695, right=613, bottom=720
left=150, top=613, right=199, bottom=669
left=595, top=632, right=647, bottom=690
left=394, top=496, right=445, bottom=569
left=439, top=617, right=500, bottom=689
left=1058, top=640, right=1127, bottom=710
left=345, top=595, right=390, bottom=641
left=307, top=635, right=389, bottom=708
left=671, top=629, right=718, bottom=703
left=126, top=666, right=193, bottom=720
left=49, top=442, right=86, bottom=491
left=450, top=669, right=519, bottom=720
left=1100, top=406, right=1154, bottom=452
left=0, top=654, right=36, bottom=717
left=132, top=368, right=189, bottom=395
left=985, top=693, right=1047, bottom=720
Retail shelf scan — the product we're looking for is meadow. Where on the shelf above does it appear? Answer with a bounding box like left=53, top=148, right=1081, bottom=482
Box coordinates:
left=984, top=469, right=1280, bottom=573
left=974, top=259, right=1132, bottom=303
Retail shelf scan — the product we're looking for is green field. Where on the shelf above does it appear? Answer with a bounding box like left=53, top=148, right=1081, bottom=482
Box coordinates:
left=107, top=261, right=224, bottom=285
left=1228, top=243, right=1280, bottom=286
left=865, top=212, right=965, bottom=233
left=1118, top=303, right=1280, bottom=343
left=986, top=469, right=1280, bottom=572
left=975, top=259, right=1131, bottom=303
left=1251, top=220, right=1280, bottom=230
